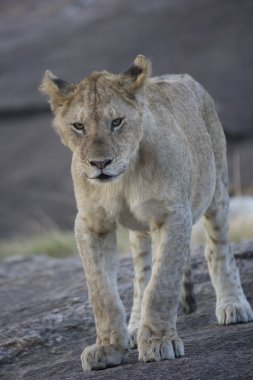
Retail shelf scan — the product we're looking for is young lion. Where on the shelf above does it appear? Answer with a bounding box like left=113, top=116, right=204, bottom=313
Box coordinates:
left=40, top=55, right=253, bottom=371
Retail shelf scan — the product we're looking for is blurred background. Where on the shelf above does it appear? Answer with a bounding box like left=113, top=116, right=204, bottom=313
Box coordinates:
left=0, top=0, right=253, bottom=258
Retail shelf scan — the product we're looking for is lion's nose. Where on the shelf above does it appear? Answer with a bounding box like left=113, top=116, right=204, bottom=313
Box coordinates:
left=89, top=158, right=113, bottom=170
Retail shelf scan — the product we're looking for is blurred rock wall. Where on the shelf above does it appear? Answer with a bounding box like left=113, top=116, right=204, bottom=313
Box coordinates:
left=0, top=0, right=252, bottom=238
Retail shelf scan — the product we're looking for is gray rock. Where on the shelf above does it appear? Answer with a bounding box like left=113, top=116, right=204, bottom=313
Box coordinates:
left=1, top=242, right=253, bottom=379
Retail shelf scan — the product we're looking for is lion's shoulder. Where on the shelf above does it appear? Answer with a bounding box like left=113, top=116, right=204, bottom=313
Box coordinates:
left=147, top=73, right=212, bottom=118
left=150, top=73, right=206, bottom=98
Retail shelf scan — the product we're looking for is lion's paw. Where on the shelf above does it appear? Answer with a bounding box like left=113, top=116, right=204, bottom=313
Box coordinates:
left=216, top=300, right=253, bottom=325
left=138, top=328, right=184, bottom=362
left=128, top=327, right=138, bottom=349
left=81, top=344, right=128, bottom=371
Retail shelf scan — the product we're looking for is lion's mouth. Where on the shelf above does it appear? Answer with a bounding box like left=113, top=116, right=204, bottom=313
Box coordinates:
left=90, top=173, right=119, bottom=182
left=89, top=169, right=125, bottom=182
left=92, top=171, right=125, bottom=182
left=96, top=173, right=114, bottom=181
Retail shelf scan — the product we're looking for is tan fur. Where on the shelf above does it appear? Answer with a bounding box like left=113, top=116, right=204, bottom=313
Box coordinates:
left=40, top=55, right=253, bottom=371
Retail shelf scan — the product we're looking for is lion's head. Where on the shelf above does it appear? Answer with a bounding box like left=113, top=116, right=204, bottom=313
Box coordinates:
left=40, top=55, right=151, bottom=184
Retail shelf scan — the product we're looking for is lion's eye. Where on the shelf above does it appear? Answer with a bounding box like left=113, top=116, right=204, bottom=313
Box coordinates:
left=111, top=118, right=124, bottom=131
left=72, top=123, right=85, bottom=132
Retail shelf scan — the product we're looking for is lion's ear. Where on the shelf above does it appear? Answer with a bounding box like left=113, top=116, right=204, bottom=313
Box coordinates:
left=120, top=55, right=152, bottom=93
left=39, top=70, right=74, bottom=112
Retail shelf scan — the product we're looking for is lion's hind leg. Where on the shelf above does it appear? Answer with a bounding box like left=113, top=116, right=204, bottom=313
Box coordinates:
left=128, top=230, right=152, bottom=348
left=181, top=252, right=197, bottom=314
left=204, top=175, right=253, bottom=324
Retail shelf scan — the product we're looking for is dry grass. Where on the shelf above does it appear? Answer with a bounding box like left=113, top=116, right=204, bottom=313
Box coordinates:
left=0, top=225, right=130, bottom=261
left=191, top=196, right=253, bottom=247
left=0, top=230, right=77, bottom=261
left=1, top=198, right=253, bottom=261
left=191, top=216, right=253, bottom=247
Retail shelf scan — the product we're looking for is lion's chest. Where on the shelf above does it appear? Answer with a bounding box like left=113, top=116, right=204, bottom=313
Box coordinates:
left=118, top=202, right=149, bottom=231
left=117, top=197, right=171, bottom=231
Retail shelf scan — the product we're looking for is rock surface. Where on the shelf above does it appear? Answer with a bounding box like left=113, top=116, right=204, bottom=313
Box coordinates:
left=1, top=241, right=253, bottom=380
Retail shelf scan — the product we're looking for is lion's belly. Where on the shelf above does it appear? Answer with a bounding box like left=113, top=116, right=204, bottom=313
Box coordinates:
left=190, top=149, right=216, bottom=224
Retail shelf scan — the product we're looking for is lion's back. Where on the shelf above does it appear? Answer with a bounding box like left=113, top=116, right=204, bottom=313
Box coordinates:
left=146, top=73, right=227, bottom=220
left=149, top=73, right=227, bottom=176
left=150, top=73, right=210, bottom=116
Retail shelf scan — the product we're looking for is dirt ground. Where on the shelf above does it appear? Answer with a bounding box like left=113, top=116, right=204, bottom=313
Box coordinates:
left=0, top=0, right=253, bottom=238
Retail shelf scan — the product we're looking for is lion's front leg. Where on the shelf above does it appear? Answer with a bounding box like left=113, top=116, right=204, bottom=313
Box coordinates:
left=75, top=214, right=129, bottom=371
left=138, top=205, right=192, bottom=362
